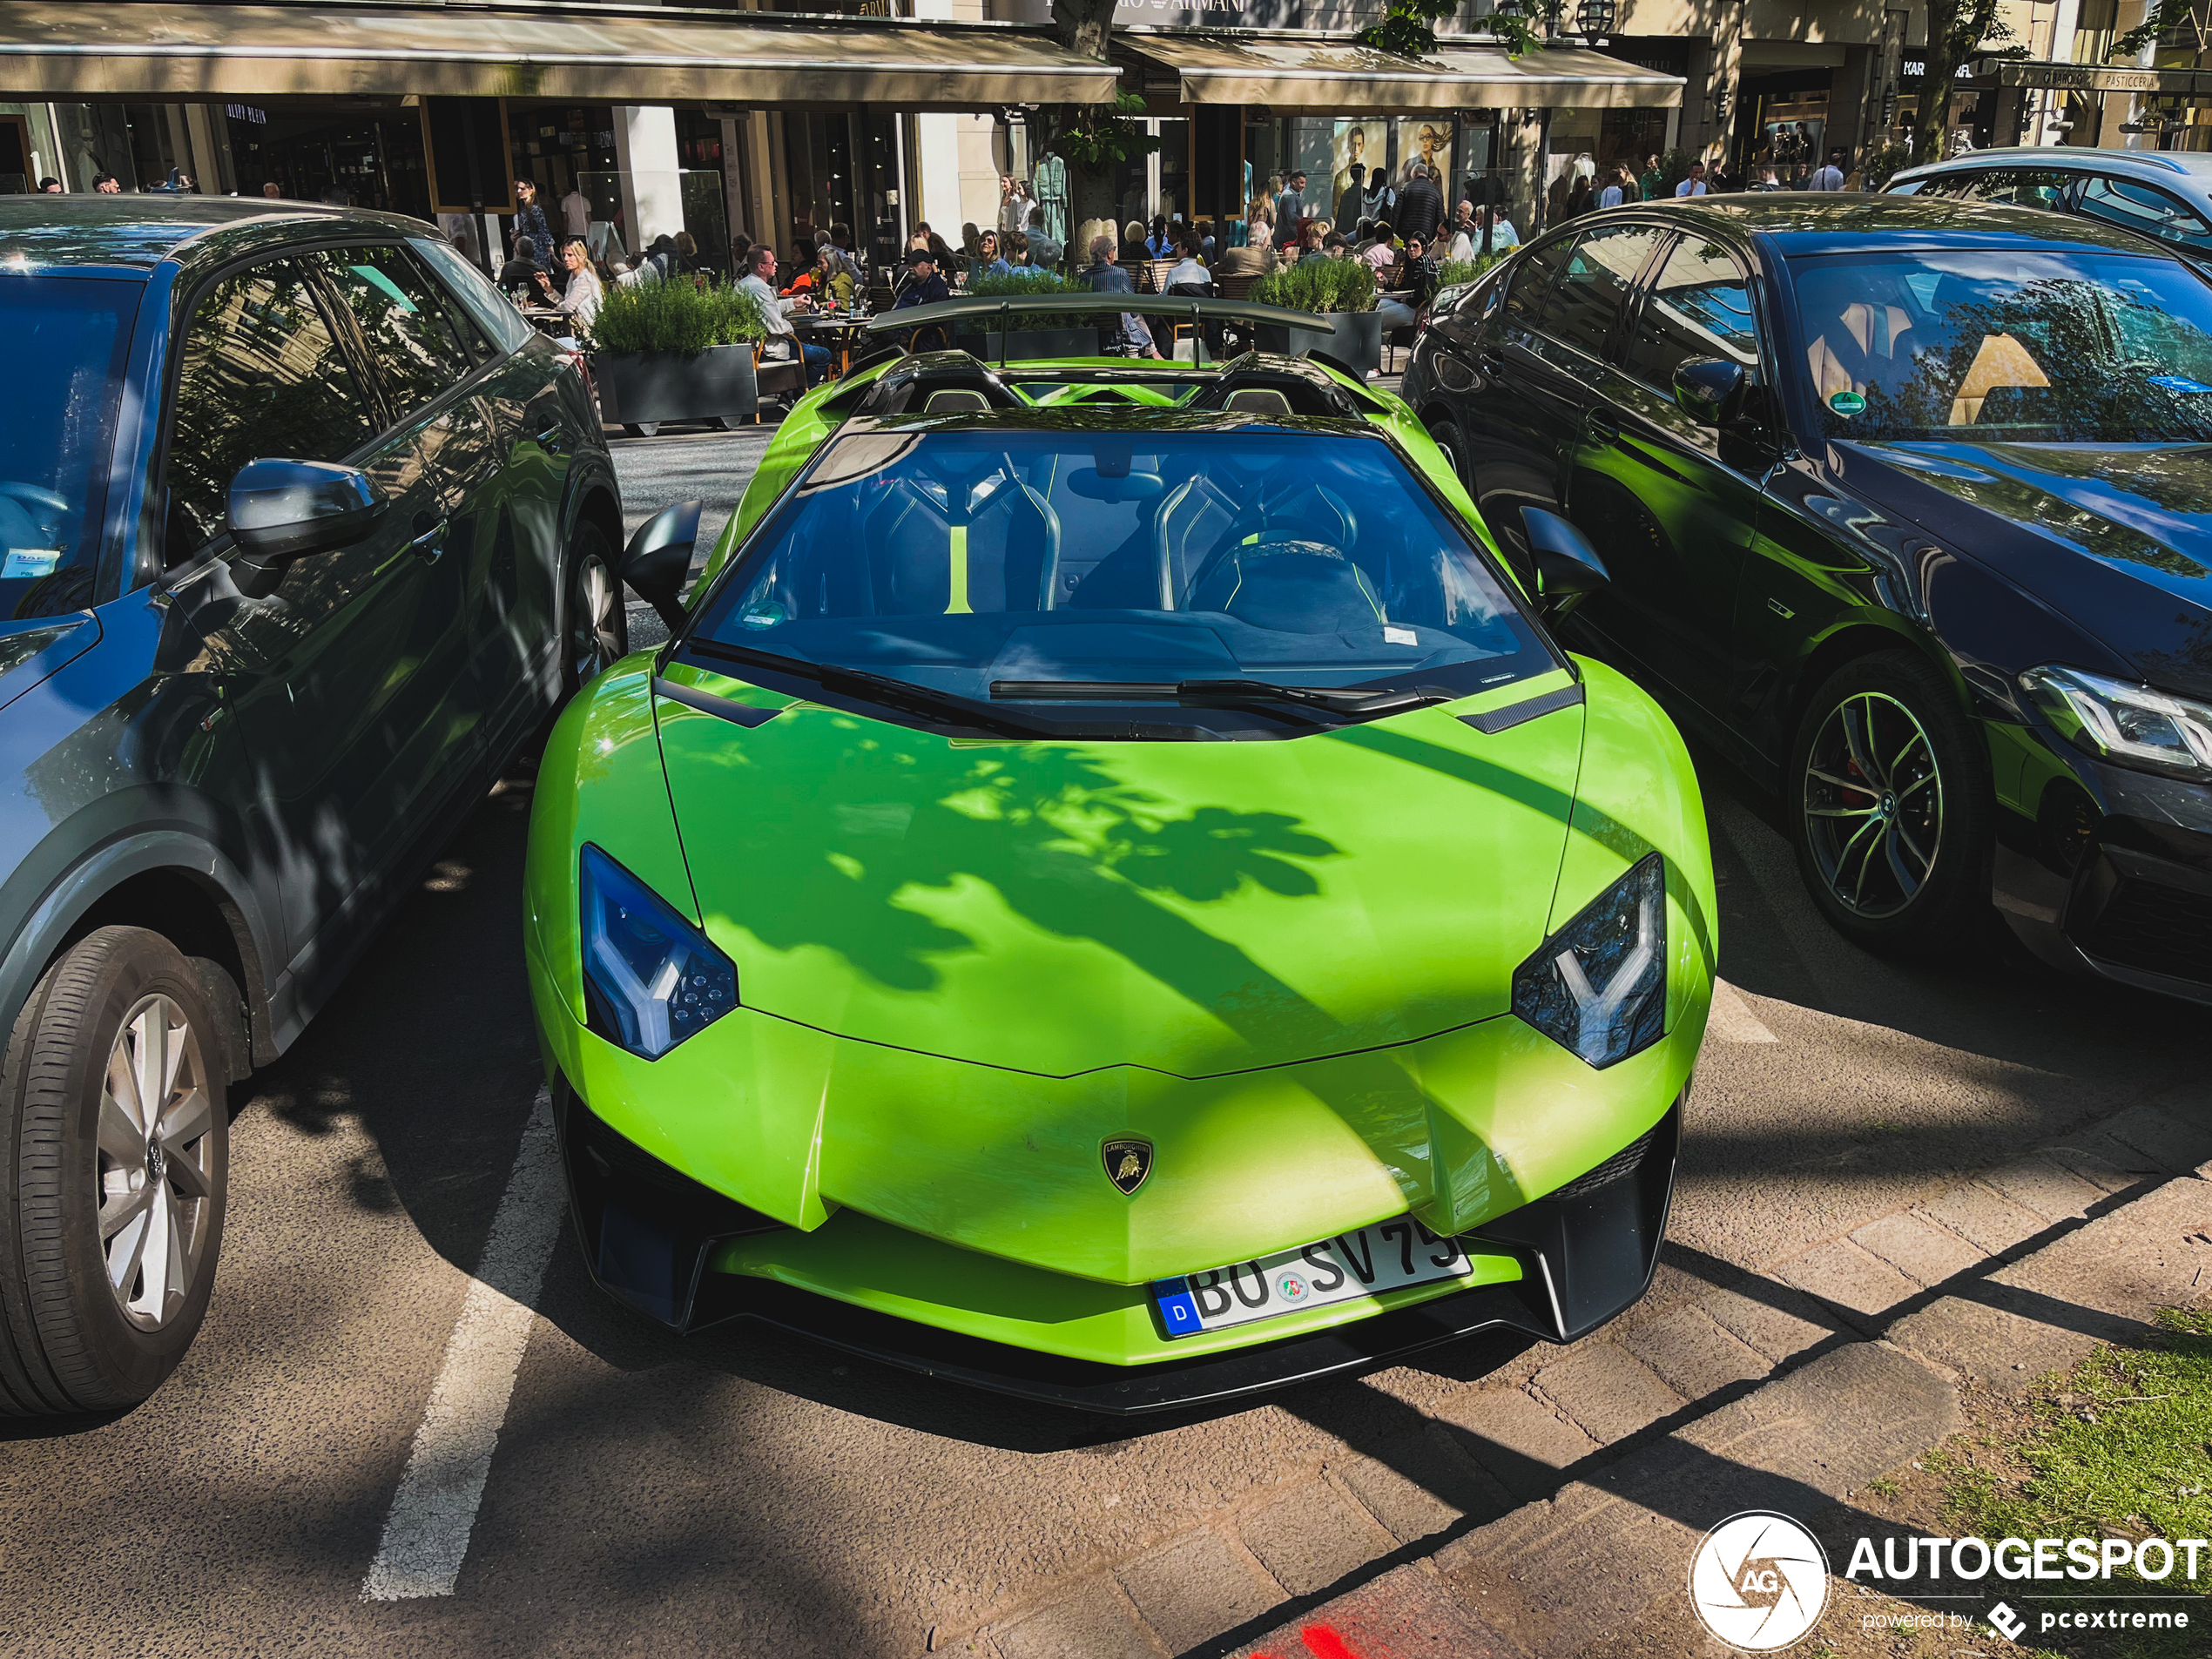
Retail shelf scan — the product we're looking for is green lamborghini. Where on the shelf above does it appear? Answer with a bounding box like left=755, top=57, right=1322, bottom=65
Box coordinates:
left=523, top=299, right=1716, bottom=1412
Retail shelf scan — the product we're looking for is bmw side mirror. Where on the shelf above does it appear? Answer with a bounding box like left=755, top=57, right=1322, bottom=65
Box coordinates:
left=226, top=459, right=384, bottom=561
left=622, top=498, right=702, bottom=635
left=1520, top=506, right=1608, bottom=618
left=1672, top=357, right=1747, bottom=428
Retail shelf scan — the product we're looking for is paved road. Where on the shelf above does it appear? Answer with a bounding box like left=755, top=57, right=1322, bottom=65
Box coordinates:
left=0, top=435, right=2195, bottom=1657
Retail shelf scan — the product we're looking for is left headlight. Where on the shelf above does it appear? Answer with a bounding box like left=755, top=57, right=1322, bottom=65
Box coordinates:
left=1512, top=853, right=1666, bottom=1069
left=580, top=843, right=738, bottom=1060
left=2020, top=664, right=2212, bottom=782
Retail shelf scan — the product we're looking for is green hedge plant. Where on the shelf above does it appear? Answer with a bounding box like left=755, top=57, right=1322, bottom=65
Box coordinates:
left=1250, top=258, right=1377, bottom=314
left=590, top=275, right=766, bottom=355
left=962, top=269, right=1086, bottom=335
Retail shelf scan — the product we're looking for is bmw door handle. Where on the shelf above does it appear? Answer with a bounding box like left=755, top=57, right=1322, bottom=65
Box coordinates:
left=408, top=516, right=450, bottom=563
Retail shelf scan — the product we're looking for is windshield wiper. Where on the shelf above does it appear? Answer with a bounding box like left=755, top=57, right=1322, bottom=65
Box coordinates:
left=990, top=678, right=1453, bottom=718
left=684, top=639, right=1057, bottom=738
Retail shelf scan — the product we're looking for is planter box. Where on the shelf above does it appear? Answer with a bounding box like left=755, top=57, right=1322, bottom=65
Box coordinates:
left=593, top=344, right=757, bottom=435
left=1256, top=311, right=1383, bottom=376
left=955, top=327, right=1102, bottom=363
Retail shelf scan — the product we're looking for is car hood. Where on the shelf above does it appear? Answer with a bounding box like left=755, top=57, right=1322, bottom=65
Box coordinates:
left=1842, top=440, right=2212, bottom=698
left=654, top=671, right=1586, bottom=1078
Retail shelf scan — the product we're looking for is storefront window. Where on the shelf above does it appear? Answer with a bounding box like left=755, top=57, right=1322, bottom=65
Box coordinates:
left=226, top=108, right=425, bottom=214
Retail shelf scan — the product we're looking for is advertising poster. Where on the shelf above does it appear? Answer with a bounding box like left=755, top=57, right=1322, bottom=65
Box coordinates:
left=1396, top=116, right=1454, bottom=185
left=1331, top=118, right=1385, bottom=211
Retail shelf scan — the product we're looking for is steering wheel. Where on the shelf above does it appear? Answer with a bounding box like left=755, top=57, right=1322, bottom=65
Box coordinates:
left=1183, top=480, right=1358, bottom=609
left=0, top=482, right=71, bottom=516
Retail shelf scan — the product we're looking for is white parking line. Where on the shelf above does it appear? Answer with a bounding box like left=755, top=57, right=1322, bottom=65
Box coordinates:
left=1708, top=979, right=1780, bottom=1044
left=361, top=1089, right=565, bottom=1602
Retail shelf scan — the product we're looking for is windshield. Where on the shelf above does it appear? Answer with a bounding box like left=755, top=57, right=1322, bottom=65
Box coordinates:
left=0, top=276, right=138, bottom=617
left=687, top=427, right=1554, bottom=735
left=1791, top=249, right=2212, bottom=444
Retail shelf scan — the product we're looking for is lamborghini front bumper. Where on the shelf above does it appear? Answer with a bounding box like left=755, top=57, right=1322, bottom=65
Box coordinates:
left=551, top=1075, right=1679, bottom=1414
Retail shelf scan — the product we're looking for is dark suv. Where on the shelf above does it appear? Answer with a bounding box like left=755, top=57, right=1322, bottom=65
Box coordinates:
left=0, top=198, right=627, bottom=1416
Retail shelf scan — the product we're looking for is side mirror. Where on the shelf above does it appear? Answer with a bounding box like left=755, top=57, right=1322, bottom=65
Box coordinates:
left=622, top=498, right=702, bottom=635
left=1672, top=357, right=1747, bottom=428
left=226, top=459, right=384, bottom=561
left=1519, top=506, right=1608, bottom=618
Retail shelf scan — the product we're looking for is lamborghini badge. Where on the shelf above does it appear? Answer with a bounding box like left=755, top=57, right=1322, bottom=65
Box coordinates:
left=1102, top=1137, right=1153, bottom=1196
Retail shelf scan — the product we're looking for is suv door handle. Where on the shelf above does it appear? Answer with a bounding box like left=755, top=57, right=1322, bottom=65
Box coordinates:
left=534, top=425, right=566, bottom=455
left=408, top=516, right=450, bottom=562
left=1582, top=408, right=1622, bottom=446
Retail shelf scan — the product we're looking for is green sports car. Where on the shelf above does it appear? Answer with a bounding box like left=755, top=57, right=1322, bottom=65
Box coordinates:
left=524, top=307, right=1716, bottom=1412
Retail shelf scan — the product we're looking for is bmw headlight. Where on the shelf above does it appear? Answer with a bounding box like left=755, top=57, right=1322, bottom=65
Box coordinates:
left=2020, top=664, right=2212, bottom=782
left=1512, top=853, right=1666, bottom=1069
left=579, top=844, right=737, bottom=1059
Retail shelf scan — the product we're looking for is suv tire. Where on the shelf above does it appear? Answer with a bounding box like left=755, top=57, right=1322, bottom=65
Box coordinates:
left=0, top=927, right=229, bottom=1414
left=563, top=521, right=630, bottom=695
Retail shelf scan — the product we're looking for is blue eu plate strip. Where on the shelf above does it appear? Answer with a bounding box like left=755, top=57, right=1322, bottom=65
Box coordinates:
left=1152, top=1278, right=1203, bottom=1338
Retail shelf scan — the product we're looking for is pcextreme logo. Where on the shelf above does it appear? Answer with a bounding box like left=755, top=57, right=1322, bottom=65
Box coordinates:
left=1689, top=1510, right=1832, bottom=1651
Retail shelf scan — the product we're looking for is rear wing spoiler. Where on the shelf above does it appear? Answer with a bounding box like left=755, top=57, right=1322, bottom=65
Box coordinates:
left=863, top=291, right=1336, bottom=369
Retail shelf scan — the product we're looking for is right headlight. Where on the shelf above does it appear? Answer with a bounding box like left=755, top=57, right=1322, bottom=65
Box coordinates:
left=1511, top=853, right=1666, bottom=1069
left=579, top=843, right=738, bottom=1060
left=2020, top=664, right=2212, bottom=782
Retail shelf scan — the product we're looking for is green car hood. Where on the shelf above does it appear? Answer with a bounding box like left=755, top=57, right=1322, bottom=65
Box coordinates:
left=654, top=666, right=1588, bottom=1078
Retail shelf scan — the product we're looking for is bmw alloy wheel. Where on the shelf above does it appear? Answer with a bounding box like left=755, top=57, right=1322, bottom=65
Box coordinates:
left=97, top=994, right=218, bottom=1332
left=1801, top=691, right=1944, bottom=920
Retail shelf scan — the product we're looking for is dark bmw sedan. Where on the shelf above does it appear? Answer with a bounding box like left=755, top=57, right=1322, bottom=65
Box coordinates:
left=0, top=198, right=627, bottom=1417
left=1405, top=195, right=2212, bottom=1001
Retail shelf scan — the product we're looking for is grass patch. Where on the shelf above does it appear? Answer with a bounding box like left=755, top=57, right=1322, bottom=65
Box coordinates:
left=1932, top=1307, right=2212, bottom=1656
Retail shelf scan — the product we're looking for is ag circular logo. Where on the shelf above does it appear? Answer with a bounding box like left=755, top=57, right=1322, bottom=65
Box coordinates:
left=1688, top=1510, right=1831, bottom=1651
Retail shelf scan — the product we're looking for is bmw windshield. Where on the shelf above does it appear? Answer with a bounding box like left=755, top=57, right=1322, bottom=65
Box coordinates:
left=1791, top=248, right=2212, bottom=443
left=684, top=424, right=1556, bottom=739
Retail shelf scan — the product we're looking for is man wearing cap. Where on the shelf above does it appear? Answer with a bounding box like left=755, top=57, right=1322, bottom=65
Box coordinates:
left=512, top=179, right=554, bottom=267
left=889, top=245, right=954, bottom=352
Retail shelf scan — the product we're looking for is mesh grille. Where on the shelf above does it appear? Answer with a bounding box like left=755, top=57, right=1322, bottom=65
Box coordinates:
left=2078, top=874, right=2212, bottom=983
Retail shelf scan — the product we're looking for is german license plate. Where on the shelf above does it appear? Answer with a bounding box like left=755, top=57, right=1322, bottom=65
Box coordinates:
left=1152, top=1216, right=1473, bottom=1339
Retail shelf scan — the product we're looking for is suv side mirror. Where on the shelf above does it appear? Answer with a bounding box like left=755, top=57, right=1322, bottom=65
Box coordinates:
left=1519, top=506, right=1608, bottom=618
left=226, top=459, right=386, bottom=597
left=1672, top=357, right=1748, bottom=428
left=623, top=498, right=703, bottom=634
left=227, top=459, right=384, bottom=561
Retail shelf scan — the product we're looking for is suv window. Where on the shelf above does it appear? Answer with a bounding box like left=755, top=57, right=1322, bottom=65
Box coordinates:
left=2077, top=173, right=2212, bottom=250
left=165, top=258, right=375, bottom=562
left=1542, top=224, right=1665, bottom=358
left=1624, top=237, right=1760, bottom=392
left=1501, top=236, right=1570, bottom=332
left=315, top=246, right=480, bottom=421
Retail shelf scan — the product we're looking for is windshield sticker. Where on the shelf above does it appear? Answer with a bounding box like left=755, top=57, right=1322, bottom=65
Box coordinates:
left=1384, top=626, right=1418, bottom=645
left=2148, top=374, right=2212, bottom=395
left=1828, top=390, right=1866, bottom=416
left=3, top=549, right=60, bottom=579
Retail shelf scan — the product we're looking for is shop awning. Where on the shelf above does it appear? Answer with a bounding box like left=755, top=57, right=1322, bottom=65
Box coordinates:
left=1124, top=33, right=1683, bottom=110
left=0, top=1, right=1121, bottom=109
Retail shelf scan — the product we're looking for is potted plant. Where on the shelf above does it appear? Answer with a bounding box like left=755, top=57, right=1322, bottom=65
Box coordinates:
left=1250, top=259, right=1381, bottom=374
left=590, top=277, right=766, bottom=435
left=955, top=271, right=1100, bottom=361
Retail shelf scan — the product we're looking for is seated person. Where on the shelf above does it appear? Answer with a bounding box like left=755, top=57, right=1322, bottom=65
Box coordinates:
left=741, top=242, right=831, bottom=386
left=498, top=235, right=543, bottom=297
